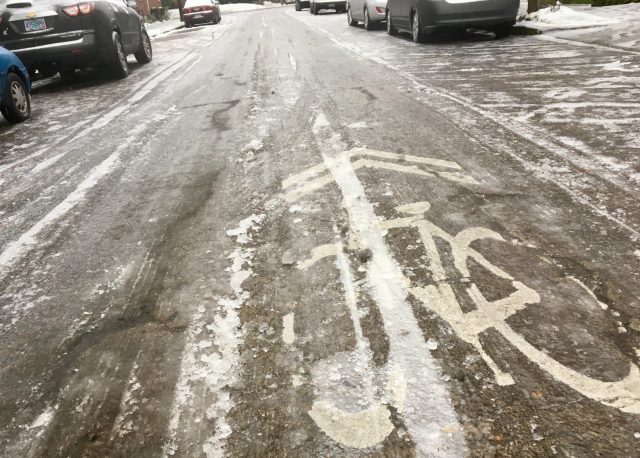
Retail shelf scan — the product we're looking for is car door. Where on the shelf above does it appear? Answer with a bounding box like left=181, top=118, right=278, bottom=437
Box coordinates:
left=392, top=0, right=410, bottom=29
left=350, top=0, right=363, bottom=20
left=122, top=0, right=141, bottom=52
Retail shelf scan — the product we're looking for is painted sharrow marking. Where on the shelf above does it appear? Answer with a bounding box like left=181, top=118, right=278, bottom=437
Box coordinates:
left=312, top=113, right=466, bottom=456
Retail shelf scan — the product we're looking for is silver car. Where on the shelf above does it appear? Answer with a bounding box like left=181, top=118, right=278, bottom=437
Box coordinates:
left=347, top=0, right=388, bottom=30
left=386, top=0, right=519, bottom=42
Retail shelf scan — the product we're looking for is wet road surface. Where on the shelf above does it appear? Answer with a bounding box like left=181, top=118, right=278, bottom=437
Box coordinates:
left=1, top=7, right=640, bottom=457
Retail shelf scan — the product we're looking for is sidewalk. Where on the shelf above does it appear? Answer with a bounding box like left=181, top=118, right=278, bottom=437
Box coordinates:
left=146, top=9, right=182, bottom=39
left=516, top=1, right=640, bottom=51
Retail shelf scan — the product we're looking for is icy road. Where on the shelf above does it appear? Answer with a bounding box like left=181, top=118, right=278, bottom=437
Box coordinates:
left=1, top=7, right=640, bottom=457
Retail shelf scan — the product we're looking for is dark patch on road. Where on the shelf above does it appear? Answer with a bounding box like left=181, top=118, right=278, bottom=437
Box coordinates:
left=356, top=87, right=377, bottom=102
left=210, top=99, right=241, bottom=131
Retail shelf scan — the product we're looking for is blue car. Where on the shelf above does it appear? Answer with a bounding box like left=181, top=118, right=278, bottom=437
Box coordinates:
left=0, top=47, right=31, bottom=124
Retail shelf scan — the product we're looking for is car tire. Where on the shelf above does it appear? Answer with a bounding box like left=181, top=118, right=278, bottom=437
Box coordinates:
left=1, top=72, right=30, bottom=124
left=493, top=23, right=513, bottom=39
left=411, top=8, right=425, bottom=43
left=295, top=1, right=301, bottom=10
left=364, top=6, right=372, bottom=30
left=386, top=9, right=397, bottom=35
left=347, top=6, right=357, bottom=25
left=108, top=31, right=129, bottom=78
left=134, top=29, right=153, bottom=64
left=309, top=2, right=314, bottom=13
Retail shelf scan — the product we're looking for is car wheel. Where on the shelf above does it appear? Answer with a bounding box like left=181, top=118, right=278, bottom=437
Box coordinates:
left=1, top=72, right=30, bottom=124
left=309, top=2, right=313, bottom=13
left=347, top=6, right=357, bottom=25
left=364, top=7, right=372, bottom=30
left=108, top=31, right=129, bottom=78
left=386, top=9, right=397, bottom=35
left=295, top=1, right=301, bottom=10
left=412, top=9, right=425, bottom=43
left=493, top=23, right=513, bottom=39
left=134, top=29, right=153, bottom=64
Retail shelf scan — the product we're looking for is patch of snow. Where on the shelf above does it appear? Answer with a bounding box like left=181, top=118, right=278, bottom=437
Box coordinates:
left=30, top=153, right=65, bottom=175
left=220, top=3, right=265, bottom=13
left=518, top=5, right=616, bottom=30
left=165, top=213, right=265, bottom=457
left=29, top=407, right=55, bottom=429
left=225, top=214, right=266, bottom=244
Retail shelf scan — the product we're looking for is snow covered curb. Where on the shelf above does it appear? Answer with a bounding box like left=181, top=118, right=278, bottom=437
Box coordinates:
left=146, top=20, right=184, bottom=39
left=517, top=5, right=617, bottom=32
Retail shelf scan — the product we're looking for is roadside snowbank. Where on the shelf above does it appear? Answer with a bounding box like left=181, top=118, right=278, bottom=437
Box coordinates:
left=518, top=5, right=617, bottom=30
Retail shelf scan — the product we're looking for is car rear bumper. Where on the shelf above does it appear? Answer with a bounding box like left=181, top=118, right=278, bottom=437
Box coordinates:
left=314, top=0, right=346, bottom=8
left=420, top=0, right=518, bottom=28
left=368, top=1, right=388, bottom=21
left=184, top=11, right=215, bottom=23
left=7, top=30, right=102, bottom=70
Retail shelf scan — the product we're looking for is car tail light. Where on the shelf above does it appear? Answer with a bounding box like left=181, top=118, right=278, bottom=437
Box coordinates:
left=375, top=6, right=384, bottom=13
left=63, top=2, right=95, bottom=16
left=63, top=5, right=79, bottom=16
left=183, top=7, right=190, bottom=13
left=78, top=2, right=95, bottom=14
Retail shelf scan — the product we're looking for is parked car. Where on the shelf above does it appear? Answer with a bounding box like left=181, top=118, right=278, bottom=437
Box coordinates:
left=347, top=0, right=387, bottom=30
left=0, top=0, right=152, bottom=79
left=295, top=0, right=310, bottom=11
left=309, top=0, right=346, bottom=14
left=182, top=0, right=221, bottom=27
left=0, top=47, right=31, bottom=123
left=386, top=0, right=518, bottom=42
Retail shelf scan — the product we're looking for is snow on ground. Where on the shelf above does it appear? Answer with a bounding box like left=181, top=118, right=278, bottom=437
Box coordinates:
left=517, top=1, right=640, bottom=51
left=518, top=5, right=616, bottom=30
left=146, top=9, right=182, bottom=38
left=220, top=3, right=265, bottom=13
left=220, top=2, right=287, bottom=13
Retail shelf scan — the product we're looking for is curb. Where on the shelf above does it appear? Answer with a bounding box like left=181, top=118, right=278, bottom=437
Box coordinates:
left=512, top=25, right=542, bottom=35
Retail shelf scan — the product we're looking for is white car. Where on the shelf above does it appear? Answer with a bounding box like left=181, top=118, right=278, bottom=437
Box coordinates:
left=309, top=0, right=347, bottom=14
left=347, top=0, right=387, bottom=29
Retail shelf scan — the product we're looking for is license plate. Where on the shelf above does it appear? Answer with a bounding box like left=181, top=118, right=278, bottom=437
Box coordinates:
left=194, top=14, right=203, bottom=18
left=328, top=3, right=335, bottom=6
left=24, top=18, right=46, bottom=32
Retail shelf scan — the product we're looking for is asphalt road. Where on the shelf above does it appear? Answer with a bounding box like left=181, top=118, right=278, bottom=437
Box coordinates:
left=1, top=7, right=640, bottom=457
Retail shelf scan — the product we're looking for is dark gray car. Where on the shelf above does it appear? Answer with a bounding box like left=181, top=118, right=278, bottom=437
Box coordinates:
left=386, top=0, right=519, bottom=42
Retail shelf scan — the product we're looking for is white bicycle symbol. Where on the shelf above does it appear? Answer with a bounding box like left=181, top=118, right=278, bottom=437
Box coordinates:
left=284, top=147, right=640, bottom=450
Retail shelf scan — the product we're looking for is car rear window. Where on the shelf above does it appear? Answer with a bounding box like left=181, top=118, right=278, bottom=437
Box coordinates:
left=183, top=0, right=210, bottom=8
